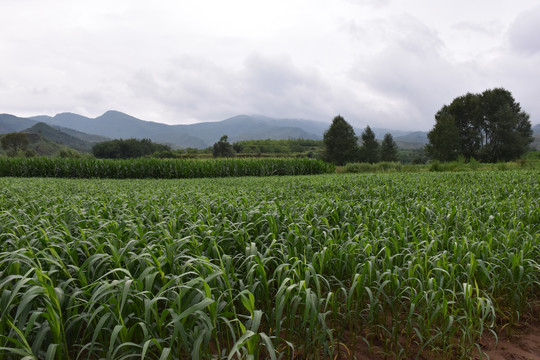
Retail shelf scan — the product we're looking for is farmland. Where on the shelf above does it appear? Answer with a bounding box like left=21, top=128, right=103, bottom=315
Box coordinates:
left=0, top=171, right=539, bottom=359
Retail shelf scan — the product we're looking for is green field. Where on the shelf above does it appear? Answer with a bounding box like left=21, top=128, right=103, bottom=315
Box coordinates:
left=1, top=171, right=539, bottom=359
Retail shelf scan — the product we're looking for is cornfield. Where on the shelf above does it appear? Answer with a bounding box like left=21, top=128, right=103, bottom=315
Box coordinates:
left=0, top=171, right=539, bottom=359
left=0, top=157, right=334, bottom=179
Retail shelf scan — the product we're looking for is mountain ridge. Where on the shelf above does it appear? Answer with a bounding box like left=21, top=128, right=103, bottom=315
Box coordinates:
left=14, top=110, right=538, bottom=149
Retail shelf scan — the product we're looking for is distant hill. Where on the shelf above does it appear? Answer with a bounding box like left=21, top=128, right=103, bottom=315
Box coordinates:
left=11, top=110, right=433, bottom=149
left=24, top=122, right=95, bottom=153
left=531, top=124, right=539, bottom=150
left=0, top=131, right=64, bottom=157
left=394, top=131, right=428, bottom=145
left=29, top=112, right=328, bottom=149
left=0, top=114, right=37, bottom=133
left=51, top=126, right=110, bottom=144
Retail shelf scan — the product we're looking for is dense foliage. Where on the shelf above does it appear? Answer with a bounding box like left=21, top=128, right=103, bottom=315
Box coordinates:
left=92, top=138, right=170, bottom=159
left=0, top=172, right=538, bottom=359
left=0, top=157, right=334, bottom=178
left=0, top=132, right=30, bottom=156
left=212, top=135, right=235, bottom=158
left=426, top=88, right=533, bottom=162
left=359, top=126, right=380, bottom=163
left=380, top=133, right=399, bottom=162
left=322, top=115, right=360, bottom=165
left=232, top=138, right=322, bottom=157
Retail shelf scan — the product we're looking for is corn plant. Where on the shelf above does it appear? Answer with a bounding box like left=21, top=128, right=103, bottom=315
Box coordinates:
left=0, top=171, right=538, bottom=359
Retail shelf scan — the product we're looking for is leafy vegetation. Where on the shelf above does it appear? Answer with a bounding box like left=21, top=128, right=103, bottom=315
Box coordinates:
left=212, top=135, right=235, bottom=158
left=93, top=138, right=170, bottom=159
left=0, top=171, right=538, bottom=359
left=426, top=88, right=534, bottom=162
left=380, top=133, right=399, bottom=162
left=0, top=157, right=334, bottom=178
left=322, top=115, right=360, bottom=165
left=359, top=126, right=380, bottom=163
left=232, top=138, right=323, bottom=158
left=0, top=132, right=30, bottom=156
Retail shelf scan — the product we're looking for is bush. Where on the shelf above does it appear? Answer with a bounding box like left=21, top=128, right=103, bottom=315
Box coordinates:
left=497, top=162, right=509, bottom=171
left=469, top=157, right=480, bottom=171
left=344, top=162, right=374, bottom=173
left=429, top=161, right=442, bottom=172
left=376, top=161, right=402, bottom=172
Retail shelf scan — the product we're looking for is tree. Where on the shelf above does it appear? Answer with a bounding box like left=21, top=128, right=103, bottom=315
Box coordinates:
left=425, top=113, right=460, bottom=161
left=359, top=126, right=380, bottom=163
left=322, top=115, right=359, bottom=165
left=427, top=88, right=533, bottom=162
left=1, top=132, right=30, bottom=156
left=380, top=133, right=398, bottom=162
left=212, top=135, right=235, bottom=158
left=92, top=138, right=169, bottom=158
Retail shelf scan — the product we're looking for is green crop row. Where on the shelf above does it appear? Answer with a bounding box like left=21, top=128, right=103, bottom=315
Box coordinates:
left=0, top=157, right=335, bottom=179
left=0, top=171, right=539, bottom=359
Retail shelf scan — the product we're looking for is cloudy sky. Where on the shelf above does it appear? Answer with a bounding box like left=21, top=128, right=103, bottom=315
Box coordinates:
left=1, top=0, right=539, bottom=130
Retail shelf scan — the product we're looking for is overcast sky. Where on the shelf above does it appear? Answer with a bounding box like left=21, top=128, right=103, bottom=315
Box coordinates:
left=1, top=0, right=539, bottom=130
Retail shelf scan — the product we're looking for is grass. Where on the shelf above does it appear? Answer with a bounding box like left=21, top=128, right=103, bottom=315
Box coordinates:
left=0, top=171, right=539, bottom=359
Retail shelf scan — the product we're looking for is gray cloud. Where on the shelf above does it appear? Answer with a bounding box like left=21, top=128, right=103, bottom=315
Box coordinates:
left=346, top=15, right=479, bottom=129
left=1, top=0, right=539, bottom=130
left=508, top=5, right=540, bottom=55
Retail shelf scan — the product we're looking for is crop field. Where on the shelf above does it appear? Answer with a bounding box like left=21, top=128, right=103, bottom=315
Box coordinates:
left=0, top=157, right=334, bottom=179
left=0, top=171, right=539, bottom=359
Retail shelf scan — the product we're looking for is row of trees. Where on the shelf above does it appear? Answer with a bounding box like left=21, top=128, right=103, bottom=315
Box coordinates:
left=322, top=116, right=398, bottom=165
left=322, top=88, right=534, bottom=166
left=92, top=138, right=170, bottom=159
left=212, top=136, right=323, bottom=158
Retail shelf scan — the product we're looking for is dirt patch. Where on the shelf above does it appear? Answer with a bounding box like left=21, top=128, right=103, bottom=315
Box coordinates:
left=478, top=307, right=540, bottom=360
left=329, top=303, right=540, bottom=360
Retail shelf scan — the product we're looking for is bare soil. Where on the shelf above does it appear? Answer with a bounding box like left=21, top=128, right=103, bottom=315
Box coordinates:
left=329, top=302, right=540, bottom=360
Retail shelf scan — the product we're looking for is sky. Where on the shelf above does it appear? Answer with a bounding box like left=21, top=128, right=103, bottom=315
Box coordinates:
left=1, top=0, right=539, bottom=131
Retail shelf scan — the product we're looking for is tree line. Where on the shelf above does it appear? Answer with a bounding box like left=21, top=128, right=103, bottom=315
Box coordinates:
left=321, top=87, right=534, bottom=166
left=2, top=87, right=532, bottom=163
left=321, top=116, right=398, bottom=165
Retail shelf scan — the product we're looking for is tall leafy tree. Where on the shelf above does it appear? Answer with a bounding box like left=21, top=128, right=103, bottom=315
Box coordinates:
left=1, top=132, right=30, bottom=156
left=322, top=115, right=359, bottom=165
left=425, top=113, right=460, bottom=161
left=380, top=133, right=398, bottom=162
left=213, top=135, right=235, bottom=158
left=359, top=126, right=380, bottom=163
left=427, top=88, right=533, bottom=162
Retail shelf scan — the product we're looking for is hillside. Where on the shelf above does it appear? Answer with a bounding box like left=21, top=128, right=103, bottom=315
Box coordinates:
left=0, top=131, right=64, bottom=156
left=24, top=122, right=96, bottom=153
left=0, top=114, right=37, bottom=133
left=26, top=111, right=430, bottom=149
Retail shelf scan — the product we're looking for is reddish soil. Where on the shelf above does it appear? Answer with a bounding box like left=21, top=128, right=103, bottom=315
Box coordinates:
left=329, top=303, right=540, bottom=360
left=478, top=310, right=540, bottom=360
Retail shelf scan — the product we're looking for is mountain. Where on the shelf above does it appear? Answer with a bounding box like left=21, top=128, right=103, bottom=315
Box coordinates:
left=51, top=126, right=110, bottom=144
left=24, top=122, right=96, bottom=153
left=18, top=110, right=431, bottom=149
left=163, top=115, right=325, bottom=145
left=394, top=131, right=428, bottom=145
left=0, top=114, right=37, bottom=133
left=28, top=112, right=328, bottom=149
left=31, top=111, right=171, bottom=139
